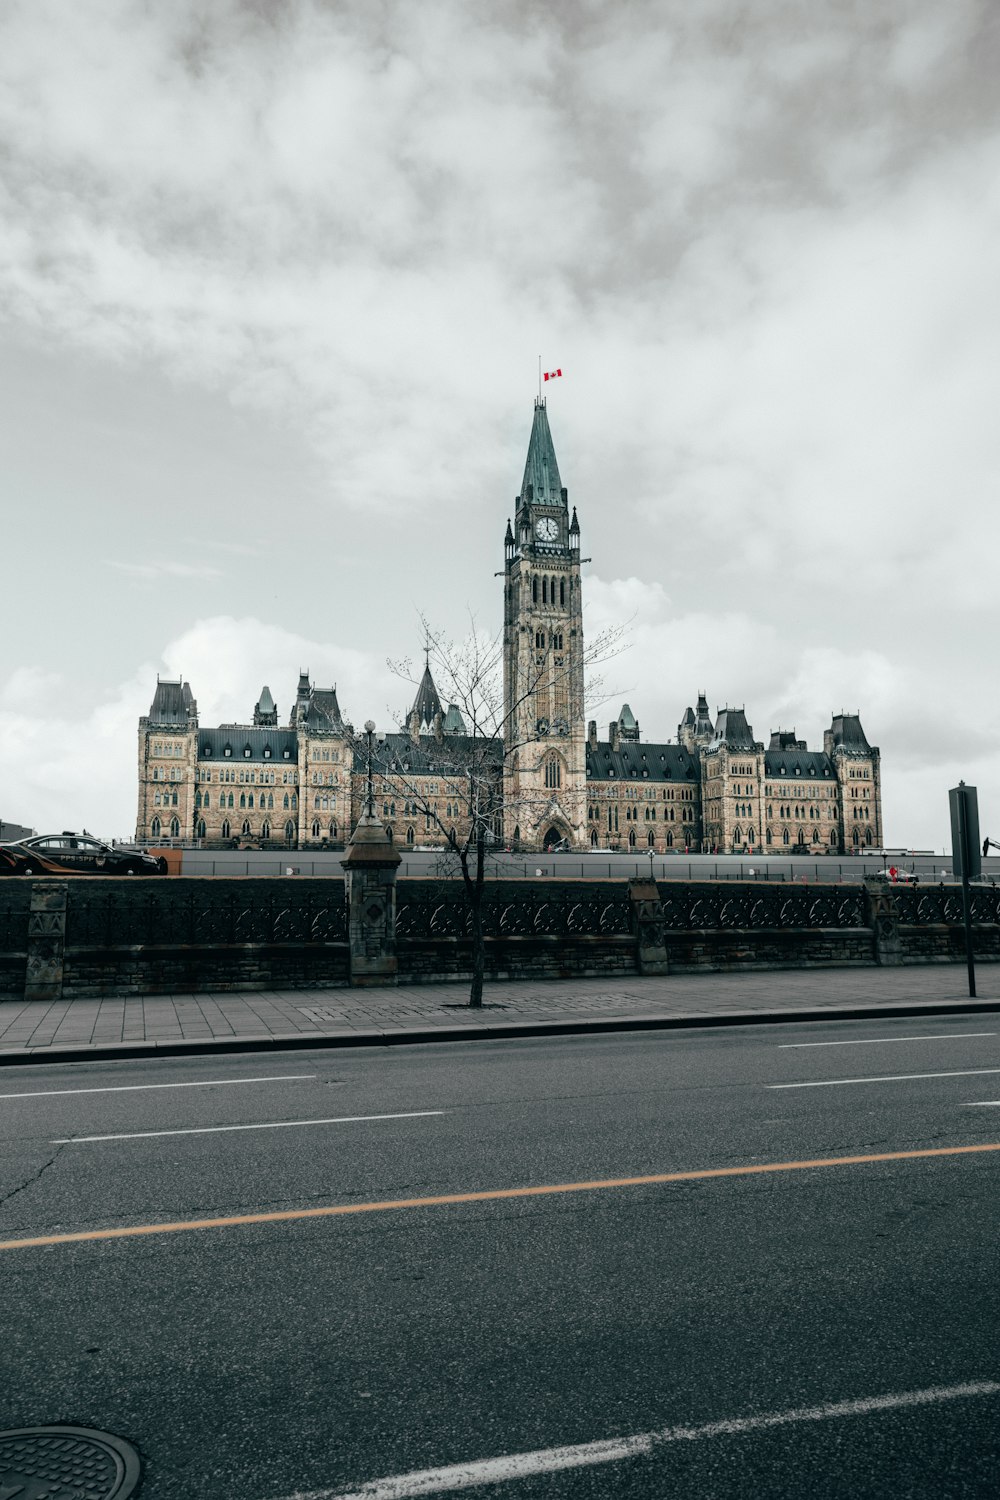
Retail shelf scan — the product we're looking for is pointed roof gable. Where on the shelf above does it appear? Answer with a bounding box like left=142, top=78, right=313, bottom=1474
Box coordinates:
left=410, top=660, right=444, bottom=731
left=148, top=677, right=197, bottom=726
left=713, top=707, right=756, bottom=748
left=519, top=399, right=564, bottom=506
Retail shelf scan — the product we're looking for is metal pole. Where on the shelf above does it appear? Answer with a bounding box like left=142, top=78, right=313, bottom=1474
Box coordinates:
left=958, top=791, right=977, bottom=998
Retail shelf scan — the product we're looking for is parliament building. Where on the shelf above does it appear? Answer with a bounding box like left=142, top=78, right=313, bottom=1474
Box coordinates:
left=137, top=402, right=883, bottom=855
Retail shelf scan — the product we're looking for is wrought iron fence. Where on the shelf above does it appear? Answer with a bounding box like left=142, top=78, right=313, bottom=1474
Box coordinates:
left=658, top=883, right=868, bottom=931
left=395, top=882, right=633, bottom=940
left=892, top=886, right=1000, bottom=927
left=63, top=881, right=348, bottom=949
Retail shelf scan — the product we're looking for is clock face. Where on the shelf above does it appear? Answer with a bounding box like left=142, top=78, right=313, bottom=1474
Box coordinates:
left=535, top=517, right=559, bottom=542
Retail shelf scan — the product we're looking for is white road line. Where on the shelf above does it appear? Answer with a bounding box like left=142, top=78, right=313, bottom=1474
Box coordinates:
left=963, top=1102, right=1000, bottom=1107
left=0, top=1075, right=317, bottom=1100
left=778, top=1033, right=996, bottom=1049
left=52, top=1110, right=445, bottom=1143
left=770, top=1067, right=1000, bottom=1090
left=271, top=1380, right=1000, bottom=1500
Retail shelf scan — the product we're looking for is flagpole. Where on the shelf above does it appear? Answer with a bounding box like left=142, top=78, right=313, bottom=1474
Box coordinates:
left=538, top=354, right=541, bottom=404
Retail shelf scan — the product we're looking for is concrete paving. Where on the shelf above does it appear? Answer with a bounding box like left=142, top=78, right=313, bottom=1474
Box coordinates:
left=1, top=963, right=998, bottom=1062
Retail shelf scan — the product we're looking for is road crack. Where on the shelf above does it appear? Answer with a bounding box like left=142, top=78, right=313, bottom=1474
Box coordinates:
left=0, top=1141, right=70, bottom=1212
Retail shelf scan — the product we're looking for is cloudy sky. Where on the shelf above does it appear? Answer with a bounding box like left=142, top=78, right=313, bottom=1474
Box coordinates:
left=1, top=0, right=997, bottom=851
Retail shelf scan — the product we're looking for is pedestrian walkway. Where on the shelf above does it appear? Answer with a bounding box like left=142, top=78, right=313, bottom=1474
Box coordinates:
left=0, top=964, right=997, bottom=1063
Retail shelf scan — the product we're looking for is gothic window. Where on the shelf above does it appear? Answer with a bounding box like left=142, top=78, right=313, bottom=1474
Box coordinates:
left=766, top=828, right=773, bottom=844
left=666, top=831, right=673, bottom=847
left=171, top=791, right=178, bottom=806
left=267, top=793, right=274, bottom=809
left=591, top=829, right=598, bottom=847
left=330, top=822, right=338, bottom=838
left=291, top=793, right=297, bottom=809
left=542, top=577, right=548, bottom=604
left=560, top=578, right=566, bottom=607
left=312, top=820, right=320, bottom=838
left=170, top=817, right=180, bottom=837
left=628, top=829, right=636, bottom=847
left=782, top=829, right=790, bottom=845
left=242, top=820, right=251, bottom=836
left=240, top=793, right=246, bottom=809
left=285, top=820, right=295, bottom=844
left=532, top=576, right=538, bottom=603
left=151, top=816, right=161, bottom=837
left=406, top=827, right=415, bottom=846
left=647, top=831, right=655, bottom=848
left=262, top=821, right=271, bottom=840
left=197, top=819, right=206, bottom=840
left=195, top=790, right=202, bottom=808
left=812, top=830, right=820, bottom=843
left=248, top=793, right=254, bottom=809
left=544, top=756, right=562, bottom=789
left=203, top=793, right=210, bottom=809
left=221, top=819, right=230, bottom=840
left=535, top=630, right=545, bottom=649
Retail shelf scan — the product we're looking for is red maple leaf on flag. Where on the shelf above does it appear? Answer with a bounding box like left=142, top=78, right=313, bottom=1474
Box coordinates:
left=543, top=368, right=562, bottom=381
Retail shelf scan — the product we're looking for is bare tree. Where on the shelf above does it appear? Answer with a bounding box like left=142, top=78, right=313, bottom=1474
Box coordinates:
left=368, top=615, right=623, bottom=1008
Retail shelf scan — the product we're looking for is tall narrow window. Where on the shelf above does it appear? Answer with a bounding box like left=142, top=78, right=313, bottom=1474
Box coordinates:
left=151, top=816, right=161, bottom=838
left=542, top=577, right=548, bottom=604
left=532, top=576, right=538, bottom=603
left=544, top=756, right=562, bottom=789
left=221, top=819, right=231, bottom=840
left=560, top=578, right=566, bottom=607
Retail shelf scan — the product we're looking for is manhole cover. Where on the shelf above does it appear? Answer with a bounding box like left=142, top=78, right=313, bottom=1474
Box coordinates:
left=0, top=1425, right=141, bottom=1499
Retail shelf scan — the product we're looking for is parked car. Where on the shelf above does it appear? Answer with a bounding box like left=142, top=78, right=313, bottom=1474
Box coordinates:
left=0, top=833, right=166, bottom=877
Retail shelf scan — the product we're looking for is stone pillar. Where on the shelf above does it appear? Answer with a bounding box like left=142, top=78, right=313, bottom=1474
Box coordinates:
left=629, top=878, right=669, bottom=975
left=342, top=814, right=402, bottom=986
left=24, top=882, right=68, bottom=1001
left=864, top=875, right=901, bottom=966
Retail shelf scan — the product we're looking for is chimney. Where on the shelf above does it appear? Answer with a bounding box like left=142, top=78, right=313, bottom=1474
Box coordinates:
left=609, top=721, right=620, bottom=753
left=433, top=709, right=444, bottom=743
left=408, top=708, right=421, bottom=745
left=588, top=720, right=598, bottom=751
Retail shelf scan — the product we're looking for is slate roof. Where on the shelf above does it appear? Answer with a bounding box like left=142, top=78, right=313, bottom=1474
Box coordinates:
left=148, top=678, right=197, bottom=725
left=587, top=741, right=699, bottom=783
left=764, top=750, right=834, bottom=779
left=302, top=687, right=344, bottom=733
left=198, top=727, right=298, bottom=763
left=410, top=663, right=443, bottom=729
left=769, top=730, right=805, bottom=751
left=257, top=685, right=275, bottom=713
left=519, top=400, right=564, bottom=506
left=712, top=708, right=757, bottom=748
left=618, top=703, right=638, bottom=729
left=362, top=732, right=504, bottom=775
left=442, top=704, right=467, bottom=735
left=830, top=713, right=873, bottom=752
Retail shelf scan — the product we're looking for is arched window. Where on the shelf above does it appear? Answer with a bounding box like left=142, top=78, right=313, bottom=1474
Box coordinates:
left=591, top=829, right=598, bottom=847
left=449, top=827, right=457, bottom=846
left=248, top=793, right=254, bottom=809
left=628, top=829, right=636, bottom=847
left=242, top=820, right=252, bottom=836
left=560, top=578, right=566, bottom=607
left=150, top=816, right=161, bottom=837
left=240, top=793, right=246, bottom=809
left=666, top=831, right=674, bottom=847
left=203, top=793, right=210, bottom=809
left=221, top=819, right=231, bottom=840
left=194, top=790, right=202, bottom=809
left=312, top=820, right=320, bottom=838
left=196, top=819, right=206, bottom=839
left=647, top=831, right=655, bottom=848
left=228, top=792, right=235, bottom=808
left=544, top=756, right=562, bottom=789
left=542, top=577, right=548, bottom=604
left=330, top=821, right=338, bottom=839
left=285, top=820, right=295, bottom=844
left=267, top=793, right=274, bottom=809
left=170, top=816, right=180, bottom=837
left=406, top=827, right=415, bottom=845
left=782, top=829, right=790, bottom=845
left=385, top=826, right=393, bottom=843
left=283, top=793, right=289, bottom=809
left=766, top=828, right=773, bottom=844
left=812, top=829, right=820, bottom=843
left=262, top=820, right=271, bottom=840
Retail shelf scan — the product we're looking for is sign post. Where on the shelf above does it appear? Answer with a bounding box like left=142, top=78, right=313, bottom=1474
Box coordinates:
left=949, top=783, right=981, bottom=998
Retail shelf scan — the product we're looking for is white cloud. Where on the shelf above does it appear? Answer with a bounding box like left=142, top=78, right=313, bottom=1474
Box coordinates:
left=107, top=559, right=224, bottom=580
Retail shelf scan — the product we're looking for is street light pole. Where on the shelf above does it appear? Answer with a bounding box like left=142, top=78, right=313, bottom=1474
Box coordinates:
left=364, top=720, right=376, bottom=821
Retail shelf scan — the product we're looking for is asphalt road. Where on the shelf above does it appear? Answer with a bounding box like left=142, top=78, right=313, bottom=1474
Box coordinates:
left=3, top=1015, right=1000, bottom=1498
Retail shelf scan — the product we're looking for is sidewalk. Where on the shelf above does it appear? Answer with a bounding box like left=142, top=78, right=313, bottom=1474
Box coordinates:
left=1, top=965, right=998, bottom=1064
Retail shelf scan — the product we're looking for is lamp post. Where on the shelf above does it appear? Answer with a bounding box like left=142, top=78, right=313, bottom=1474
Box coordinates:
left=364, top=720, right=376, bottom=821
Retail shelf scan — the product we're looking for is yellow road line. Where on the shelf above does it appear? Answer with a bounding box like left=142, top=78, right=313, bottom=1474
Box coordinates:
left=3, top=1141, right=999, bottom=1253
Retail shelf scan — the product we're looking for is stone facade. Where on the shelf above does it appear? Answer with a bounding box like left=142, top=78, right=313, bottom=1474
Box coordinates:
left=136, top=402, right=883, bottom=855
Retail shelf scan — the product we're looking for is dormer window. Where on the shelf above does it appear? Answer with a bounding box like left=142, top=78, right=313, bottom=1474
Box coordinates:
left=244, top=746, right=252, bottom=758
left=203, top=745, right=212, bottom=757
left=263, top=746, right=272, bottom=759
left=224, top=745, right=232, bottom=757
left=283, top=748, right=291, bottom=759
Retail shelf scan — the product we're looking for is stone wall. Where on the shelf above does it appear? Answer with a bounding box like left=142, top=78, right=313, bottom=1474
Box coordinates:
left=0, top=875, right=998, bottom=998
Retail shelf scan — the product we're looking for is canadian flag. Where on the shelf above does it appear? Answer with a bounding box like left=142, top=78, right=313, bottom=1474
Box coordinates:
left=543, top=368, right=562, bottom=381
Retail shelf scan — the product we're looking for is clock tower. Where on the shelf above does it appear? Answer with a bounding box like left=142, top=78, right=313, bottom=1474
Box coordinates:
left=502, top=399, right=586, bottom=849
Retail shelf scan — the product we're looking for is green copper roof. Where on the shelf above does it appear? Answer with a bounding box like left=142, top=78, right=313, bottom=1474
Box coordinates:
left=519, top=400, right=564, bottom=506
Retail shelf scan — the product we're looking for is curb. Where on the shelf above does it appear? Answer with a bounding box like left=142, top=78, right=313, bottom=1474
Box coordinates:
left=0, top=995, right=998, bottom=1065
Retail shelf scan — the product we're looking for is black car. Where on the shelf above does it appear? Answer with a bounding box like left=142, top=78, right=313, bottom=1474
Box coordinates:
left=0, top=833, right=166, bottom=877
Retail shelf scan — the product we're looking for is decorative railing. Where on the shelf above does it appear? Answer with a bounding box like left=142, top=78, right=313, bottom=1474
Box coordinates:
left=63, top=881, right=348, bottom=949
left=892, top=885, right=1000, bottom=927
left=395, top=881, right=633, bottom=940
left=658, top=882, right=867, bottom=931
